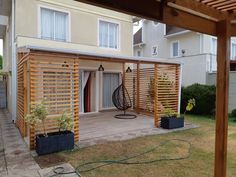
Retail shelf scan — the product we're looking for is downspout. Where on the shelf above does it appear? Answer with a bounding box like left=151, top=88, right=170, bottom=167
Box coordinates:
left=11, top=0, right=16, bottom=122
left=178, top=63, right=183, bottom=114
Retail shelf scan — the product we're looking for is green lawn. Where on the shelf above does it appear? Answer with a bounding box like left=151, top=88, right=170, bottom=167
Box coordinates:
left=58, top=115, right=236, bottom=177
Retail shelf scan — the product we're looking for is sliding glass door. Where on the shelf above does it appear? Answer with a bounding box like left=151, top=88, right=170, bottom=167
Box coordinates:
left=103, top=73, right=120, bottom=108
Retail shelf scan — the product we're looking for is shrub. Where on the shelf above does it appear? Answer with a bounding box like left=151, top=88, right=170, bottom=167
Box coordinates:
left=181, top=84, right=216, bottom=115
left=231, top=109, right=236, bottom=118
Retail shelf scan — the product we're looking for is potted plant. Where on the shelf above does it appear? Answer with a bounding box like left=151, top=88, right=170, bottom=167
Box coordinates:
left=25, top=101, right=74, bottom=155
left=160, top=98, right=196, bottom=129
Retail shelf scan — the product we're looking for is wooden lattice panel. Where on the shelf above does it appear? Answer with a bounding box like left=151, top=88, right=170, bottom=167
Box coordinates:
left=125, top=63, right=180, bottom=127
left=154, top=64, right=180, bottom=127
left=27, top=52, right=79, bottom=149
left=16, top=53, right=29, bottom=137
left=139, top=66, right=155, bottom=115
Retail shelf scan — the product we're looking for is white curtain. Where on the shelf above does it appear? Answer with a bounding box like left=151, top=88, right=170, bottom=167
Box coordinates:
left=99, top=21, right=109, bottom=48
left=99, top=21, right=118, bottom=49
left=103, top=73, right=119, bottom=108
left=55, top=11, right=67, bottom=41
left=231, top=43, right=236, bottom=60
left=41, top=8, right=54, bottom=40
left=172, top=42, right=179, bottom=57
left=79, top=71, right=84, bottom=113
left=109, top=23, right=118, bottom=49
left=41, top=8, right=67, bottom=41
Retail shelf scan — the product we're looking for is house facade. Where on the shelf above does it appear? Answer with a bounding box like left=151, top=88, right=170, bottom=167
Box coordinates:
left=133, top=20, right=236, bottom=112
left=1, top=0, right=133, bottom=121
left=0, top=0, right=182, bottom=149
left=134, top=20, right=236, bottom=85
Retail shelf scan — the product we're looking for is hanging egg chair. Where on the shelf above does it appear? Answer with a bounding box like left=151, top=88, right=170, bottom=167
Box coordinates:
left=112, top=83, right=137, bottom=119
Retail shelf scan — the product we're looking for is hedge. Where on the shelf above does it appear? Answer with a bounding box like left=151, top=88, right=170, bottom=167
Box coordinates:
left=181, top=84, right=216, bottom=115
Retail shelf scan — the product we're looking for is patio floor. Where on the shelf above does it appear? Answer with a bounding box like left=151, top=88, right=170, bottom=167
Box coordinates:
left=78, top=111, right=198, bottom=147
left=0, top=109, right=40, bottom=177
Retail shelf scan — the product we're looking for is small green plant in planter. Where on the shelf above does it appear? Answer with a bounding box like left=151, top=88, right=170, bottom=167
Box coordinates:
left=25, top=102, right=74, bottom=155
left=160, top=107, right=182, bottom=129
left=58, top=111, right=74, bottom=132
left=160, top=99, right=196, bottom=129
left=25, top=101, right=48, bottom=136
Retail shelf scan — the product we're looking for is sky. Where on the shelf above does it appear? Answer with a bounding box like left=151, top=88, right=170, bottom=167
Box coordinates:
left=133, top=20, right=142, bottom=34
left=0, top=39, right=2, bottom=56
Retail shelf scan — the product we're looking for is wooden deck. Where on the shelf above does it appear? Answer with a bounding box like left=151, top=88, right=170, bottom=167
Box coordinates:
left=79, top=111, right=197, bottom=147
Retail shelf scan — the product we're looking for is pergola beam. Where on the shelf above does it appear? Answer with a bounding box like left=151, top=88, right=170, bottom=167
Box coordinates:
left=76, top=0, right=217, bottom=36
left=167, top=0, right=227, bottom=21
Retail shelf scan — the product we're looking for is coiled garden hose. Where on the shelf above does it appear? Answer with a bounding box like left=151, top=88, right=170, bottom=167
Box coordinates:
left=49, top=139, right=192, bottom=177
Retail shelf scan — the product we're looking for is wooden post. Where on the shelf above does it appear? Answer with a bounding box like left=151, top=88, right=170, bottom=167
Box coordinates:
left=23, top=62, right=28, bottom=137
left=123, top=62, right=126, bottom=85
left=214, top=20, right=230, bottom=177
left=74, top=59, right=80, bottom=142
left=136, top=63, right=140, bottom=114
left=154, top=64, right=159, bottom=127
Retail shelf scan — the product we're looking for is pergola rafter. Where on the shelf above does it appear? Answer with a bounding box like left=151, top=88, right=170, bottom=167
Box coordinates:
left=74, top=0, right=236, bottom=177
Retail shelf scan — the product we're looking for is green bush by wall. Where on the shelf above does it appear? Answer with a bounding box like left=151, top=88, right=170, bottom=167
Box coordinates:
left=181, top=84, right=216, bottom=115
left=0, top=55, right=2, bottom=70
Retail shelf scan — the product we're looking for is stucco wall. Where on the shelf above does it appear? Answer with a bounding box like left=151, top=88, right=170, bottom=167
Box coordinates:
left=207, top=72, right=236, bottom=113
left=172, top=54, right=208, bottom=86
left=15, top=0, right=133, bottom=56
left=134, top=22, right=201, bottom=59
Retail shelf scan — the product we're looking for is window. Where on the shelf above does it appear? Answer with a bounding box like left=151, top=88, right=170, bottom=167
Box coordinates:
left=137, top=50, right=141, bottom=57
left=210, top=38, right=217, bottom=72
left=99, top=20, right=119, bottom=49
left=212, top=38, right=217, bottom=55
left=103, top=73, right=120, bottom=108
left=152, top=46, right=158, bottom=56
left=40, top=7, right=69, bottom=42
left=171, top=41, right=179, bottom=57
left=231, top=43, right=236, bottom=60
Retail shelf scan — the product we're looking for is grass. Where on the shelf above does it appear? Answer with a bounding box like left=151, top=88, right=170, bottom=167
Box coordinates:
left=57, top=115, right=236, bottom=177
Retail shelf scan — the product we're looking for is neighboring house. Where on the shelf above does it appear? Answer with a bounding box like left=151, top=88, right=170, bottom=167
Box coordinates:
left=133, top=20, right=236, bottom=112
left=0, top=0, right=181, bottom=149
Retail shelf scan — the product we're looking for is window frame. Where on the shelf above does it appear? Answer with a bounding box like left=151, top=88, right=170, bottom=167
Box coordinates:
left=231, top=42, right=236, bottom=60
left=170, top=41, right=180, bottom=58
left=38, top=5, right=71, bottom=42
left=211, top=37, right=217, bottom=55
left=98, top=18, right=120, bottom=50
left=137, top=50, right=141, bottom=57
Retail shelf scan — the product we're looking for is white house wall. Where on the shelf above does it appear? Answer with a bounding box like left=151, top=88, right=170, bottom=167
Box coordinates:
left=15, top=0, right=133, bottom=56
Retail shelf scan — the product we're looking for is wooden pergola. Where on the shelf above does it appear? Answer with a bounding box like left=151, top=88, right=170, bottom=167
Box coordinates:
left=74, top=0, right=236, bottom=177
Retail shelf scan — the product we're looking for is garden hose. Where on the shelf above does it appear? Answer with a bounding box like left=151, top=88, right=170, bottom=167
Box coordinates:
left=49, top=139, right=192, bottom=177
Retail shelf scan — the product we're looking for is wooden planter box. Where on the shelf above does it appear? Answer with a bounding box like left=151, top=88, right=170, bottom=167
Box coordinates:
left=36, top=131, right=74, bottom=155
left=160, top=116, right=184, bottom=129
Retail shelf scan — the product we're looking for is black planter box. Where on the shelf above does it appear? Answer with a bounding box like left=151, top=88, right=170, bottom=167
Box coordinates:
left=36, top=131, right=74, bottom=155
left=160, top=116, right=184, bottom=129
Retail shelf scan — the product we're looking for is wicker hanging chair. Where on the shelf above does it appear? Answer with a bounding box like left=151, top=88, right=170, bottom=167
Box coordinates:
left=112, top=83, right=137, bottom=119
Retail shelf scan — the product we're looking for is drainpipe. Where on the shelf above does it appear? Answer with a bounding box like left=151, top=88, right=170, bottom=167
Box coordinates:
left=11, top=0, right=16, bottom=122
left=178, top=63, right=183, bottom=114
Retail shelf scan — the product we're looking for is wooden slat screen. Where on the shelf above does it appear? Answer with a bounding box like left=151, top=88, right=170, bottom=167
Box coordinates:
left=125, top=63, right=180, bottom=127
left=28, top=54, right=79, bottom=149
left=16, top=53, right=29, bottom=137
left=17, top=51, right=79, bottom=149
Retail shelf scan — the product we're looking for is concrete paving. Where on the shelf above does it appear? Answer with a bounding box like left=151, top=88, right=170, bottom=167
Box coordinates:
left=0, top=109, right=197, bottom=176
left=0, top=109, right=40, bottom=177
left=79, top=111, right=198, bottom=147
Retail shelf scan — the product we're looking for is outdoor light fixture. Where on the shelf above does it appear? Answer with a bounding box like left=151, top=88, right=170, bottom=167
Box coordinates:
left=126, top=66, right=132, bottom=73
left=98, top=64, right=104, bottom=71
